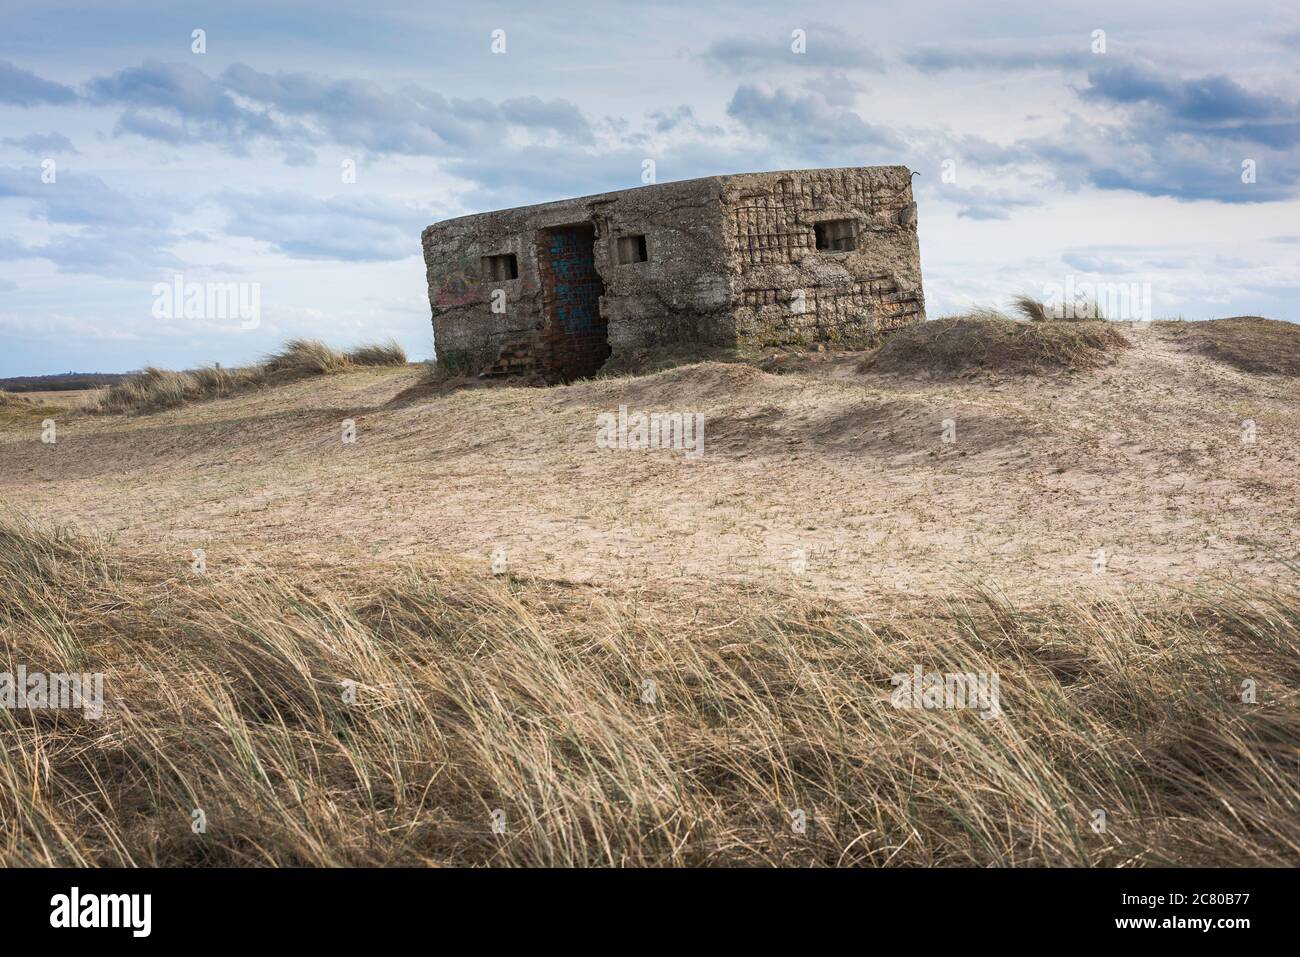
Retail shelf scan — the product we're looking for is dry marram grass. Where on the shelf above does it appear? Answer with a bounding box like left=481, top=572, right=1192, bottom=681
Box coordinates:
left=4, top=319, right=1298, bottom=867
left=864, top=312, right=1130, bottom=375
left=1, top=516, right=1296, bottom=867
left=94, top=338, right=407, bottom=415
left=1159, top=316, right=1300, bottom=377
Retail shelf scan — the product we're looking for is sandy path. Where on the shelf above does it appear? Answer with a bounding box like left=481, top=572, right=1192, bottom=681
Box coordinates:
left=2, top=324, right=1296, bottom=600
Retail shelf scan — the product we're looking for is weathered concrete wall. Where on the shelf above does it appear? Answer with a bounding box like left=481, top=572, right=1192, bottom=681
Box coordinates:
left=422, top=178, right=732, bottom=378
left=722, top=166, right=925, bottom=347
left=587, top=176, right=733, bottom=353
left=422, top=206, right=544, bottom=375
left=421, top=166, right=925, bottom=379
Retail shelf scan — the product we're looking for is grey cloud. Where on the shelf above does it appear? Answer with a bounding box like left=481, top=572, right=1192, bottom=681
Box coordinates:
left=90, top=60, right=239, bottom=118
left=0, top=165, right=189, bottom=278
left=726, top=84, right=904, bottom=153
left=499, top=97, right=592, bottom=142
left=444, top=148, right=652, bottom=210
left=36, top=227, right=188, bottom=278
left=915, top=132, right=1035, bottom=172
left=2, top=132, right=79, bottom=155
left=90, top=61, right=306, bottom=156
left=1061, top=248, right=1186, bottom=273
left=83, top=60, right=600, bottom=158
left=1080, top=63, right=1300, bottom=150
left=1018, top=115, right=1300, bottom=203
left=0, top=166, right=173, bottom=229
left=969, top=64, right=1300, bottom=204
left=218, top=63, right=593, bottom=153
left=905, top=44, right=1091, bottom=74
left=282, top=144, right=317, bottom=167
left=805, top=71, right=869, bottom=108
left=648, top=105, right=694, bottom=133
left=84, top=61, right=596, bottom=160
left=218, top=190, right=435, bottom=262
left=703, top=33, right=884, bottom=73
left=0, top=236, right=35, bottom=260
left=444, top=141, right=769, bottom=212
left=0, top=60, right=77, bottom=106
left=112, top=109, right=191, bottom=145
left=949, top=188, right=1042, bottom=221
left=645, top=105, right=724, bottom=137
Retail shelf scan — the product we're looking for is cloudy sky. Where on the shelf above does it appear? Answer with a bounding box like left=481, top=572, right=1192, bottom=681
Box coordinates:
left=2, top=0, right=1298, bottom=377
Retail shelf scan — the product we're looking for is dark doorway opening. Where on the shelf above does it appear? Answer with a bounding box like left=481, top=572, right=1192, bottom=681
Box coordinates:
left=537, top=223, right=609, bottom=380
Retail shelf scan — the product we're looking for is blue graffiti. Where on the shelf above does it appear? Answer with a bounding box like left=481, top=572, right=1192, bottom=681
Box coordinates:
left=546, top=229, right=601, bottom=335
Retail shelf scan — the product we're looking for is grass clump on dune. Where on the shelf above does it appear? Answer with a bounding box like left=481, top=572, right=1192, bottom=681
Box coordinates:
left=346, top=339, right=407, bottom=367
left=0, top=391, right=34, bottom=425
left=1011, top=293, right=1108, bottom=323
left=0, top=389, right=69, bottom=424
left=94, top=365, right=252, bottom=415
left=94, top=338, right=407, bottom=415
left=261, top=338, right=350, bottom=375
left=1159, top=316, right=1300, bottom=377
left=865, top=310, right=1129, bottom=376
left=1, top=515, right=1297, bottom=867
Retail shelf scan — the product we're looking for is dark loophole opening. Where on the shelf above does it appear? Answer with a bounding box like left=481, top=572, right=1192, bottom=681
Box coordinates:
left=814, top=220, right=856, bottom=252
left=481, top=253, right=518, bottom=280
left=615, top=234, right=648, bottom=264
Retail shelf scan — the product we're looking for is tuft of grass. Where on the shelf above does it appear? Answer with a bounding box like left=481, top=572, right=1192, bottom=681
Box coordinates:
left=261, top=338, right=349, bottom=375
left=0, top=390, right=45, bottom=425
left=346, top=340, right=407, bottom=367
left=1012, top=293, right=1107, bottom=322
left=94, top=365, right=254, bottom=415
left=864, top=312, right=1129, bottom=376
left=1, top=515, right=1297, bottom=867
left=1159, top=316, right=1300, bottom=376
left=93, top=338, right=408, bottom=415
left=0, top=389, right=74, bottom=424
left=1011, top=294, right=1050, bottom=323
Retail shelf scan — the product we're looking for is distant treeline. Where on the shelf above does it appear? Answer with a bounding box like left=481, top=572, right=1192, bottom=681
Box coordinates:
left=0, top=372, right=125, bottom=392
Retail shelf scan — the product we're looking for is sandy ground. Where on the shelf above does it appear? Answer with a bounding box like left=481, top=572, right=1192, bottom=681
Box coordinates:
left=1, top=323, right=1296, bottom=600
left=14, top=388, right=106, bottom=407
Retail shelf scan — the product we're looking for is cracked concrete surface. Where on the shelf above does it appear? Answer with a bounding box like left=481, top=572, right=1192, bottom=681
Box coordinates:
left=422, top=166, right=926, bottom=380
